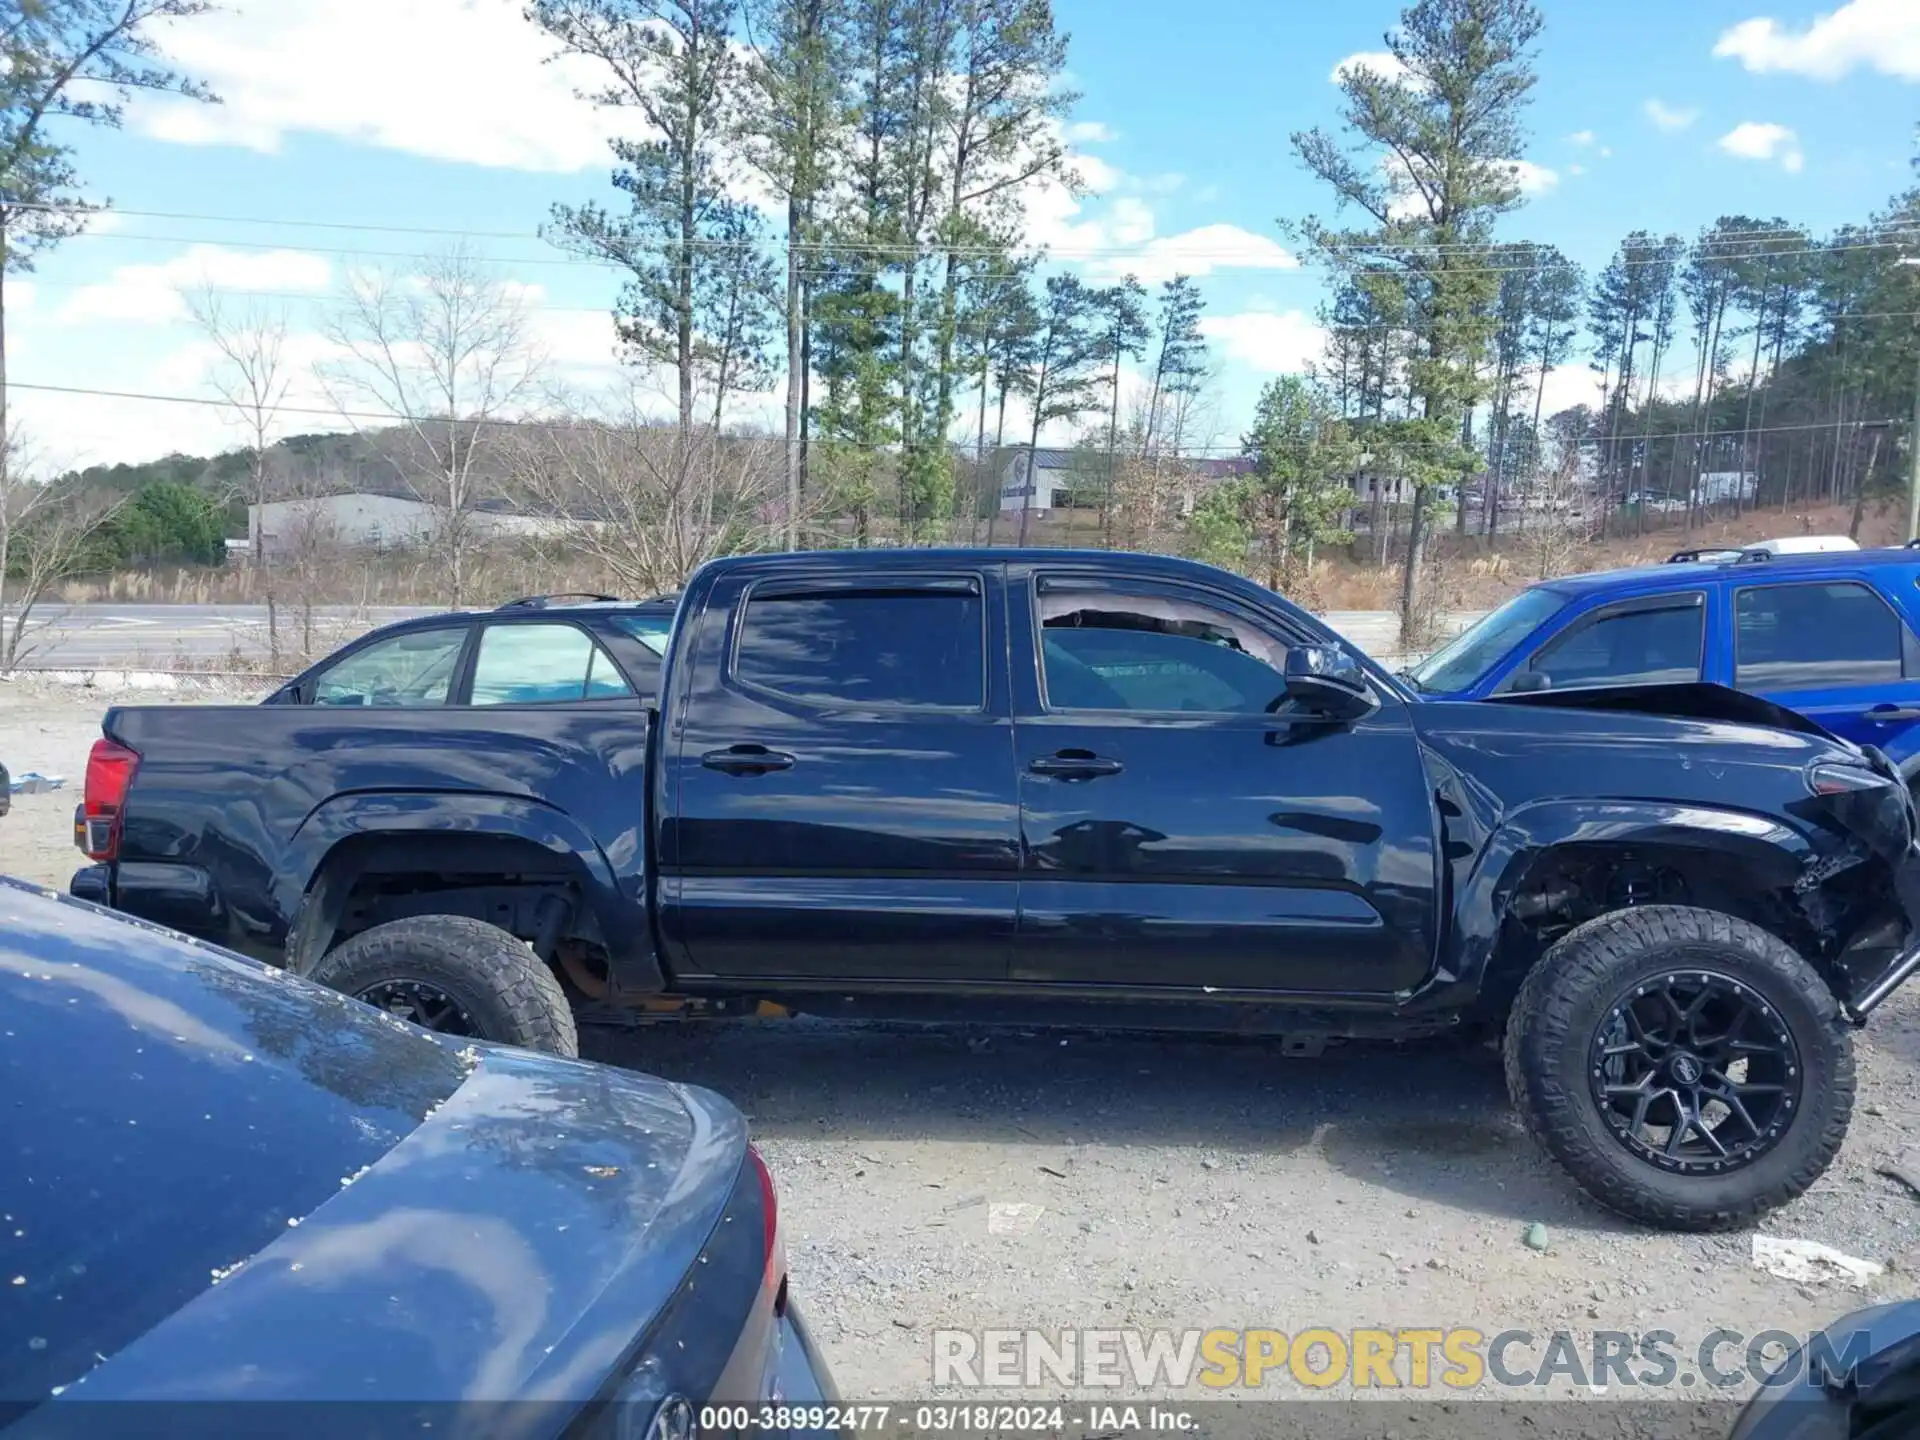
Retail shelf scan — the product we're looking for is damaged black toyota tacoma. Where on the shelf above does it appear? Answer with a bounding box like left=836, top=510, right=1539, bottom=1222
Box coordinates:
left=67, top=549, right=1920, bottom=1231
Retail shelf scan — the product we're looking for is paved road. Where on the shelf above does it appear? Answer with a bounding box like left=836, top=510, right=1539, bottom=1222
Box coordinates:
left=18, top=604, right=437, bottom=670
left=15, top=603, right=1481, bottom=671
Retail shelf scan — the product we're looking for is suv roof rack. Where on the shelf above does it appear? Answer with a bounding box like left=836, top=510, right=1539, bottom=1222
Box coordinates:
left=1664, top=546, right=1775, bottom=565
left=496, top=592, right=622, bottom=610
left=1665, top=547, right=1762, bottom=564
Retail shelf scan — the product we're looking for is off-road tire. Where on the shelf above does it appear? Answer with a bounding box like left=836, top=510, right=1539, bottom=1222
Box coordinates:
left=1504, top=904, right=1853, bottom=1231
left=311, top=915, right=579, bottom=1057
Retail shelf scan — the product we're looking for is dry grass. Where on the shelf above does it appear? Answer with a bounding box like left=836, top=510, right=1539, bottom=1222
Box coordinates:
left=1311, top=499, right=1903, bottom=612
left=50, top=498, right=1906, bottom=615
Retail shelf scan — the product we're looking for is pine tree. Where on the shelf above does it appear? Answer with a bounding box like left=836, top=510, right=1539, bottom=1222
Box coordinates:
left=535, top=0, right=773, bottom=436
left=1092, top=276, right=1149, bottom=544
left=740, top=0, right=847, bottom=541
left=1016, top=274, right=1106, bottom=544
left=1291, top=0, right=1546, bottom=645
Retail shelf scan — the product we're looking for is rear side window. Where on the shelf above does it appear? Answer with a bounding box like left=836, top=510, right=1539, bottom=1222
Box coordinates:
left=312, top=627, right=466, bottom=707
left=1504, top=594, right=1704, bottom=693
left=469, top=623, right=634, bottom=705
left=1735, top=582, right=1919, bottom=689
left=734, top=580, right=985, bottom=708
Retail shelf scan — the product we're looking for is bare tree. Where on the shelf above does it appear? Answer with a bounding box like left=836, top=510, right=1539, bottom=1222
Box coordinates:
left=507, top=386, right=784, bottom=596
left=189, top=287, right=293, bottom=660
left=1515, top=442, right=1590, bottom=581
left=320, top=246, right=543, bottom=606
left=0, top=428, right=119, bottom=669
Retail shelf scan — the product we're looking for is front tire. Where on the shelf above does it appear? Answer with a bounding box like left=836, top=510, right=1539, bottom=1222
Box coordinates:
left=1504, top=905, right=1853, bottom=1231
left=310, top=915, right=579, bottom=1057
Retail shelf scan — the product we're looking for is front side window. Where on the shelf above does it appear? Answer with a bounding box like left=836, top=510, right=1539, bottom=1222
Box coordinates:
left=1038, top=585, right=1291, bottom=714
left=734, top=580, right=985, bottom=708
left=311, top=627, right=467, bottom=707
left=1502, top=593, right=1704, bottom=693
left=468, top=623, right=634, bottom=706
left=1735, top=582, right=1916, bottom=689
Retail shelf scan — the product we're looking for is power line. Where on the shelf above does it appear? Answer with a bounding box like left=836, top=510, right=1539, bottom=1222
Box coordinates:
left=23, top=209, right=1920, bottom=278
left=21, top=273, right=1920, bottom=338
left=13, top=198, right=1919, bottom=257
left=9, top=378, right=1908, bottom=452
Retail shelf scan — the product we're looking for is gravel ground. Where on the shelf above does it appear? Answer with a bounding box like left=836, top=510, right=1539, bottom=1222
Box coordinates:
left=5, top=679, right=1917, bottom=1413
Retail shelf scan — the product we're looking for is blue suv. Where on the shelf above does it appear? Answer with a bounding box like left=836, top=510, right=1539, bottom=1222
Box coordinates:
left=1403, top=543, right=1920, bottom=764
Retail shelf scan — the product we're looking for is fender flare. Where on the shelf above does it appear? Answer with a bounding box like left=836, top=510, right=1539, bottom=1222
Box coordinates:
left=1407, top=796, right=1817, bottom=1015
left=277, top=791, right=663, bottom=992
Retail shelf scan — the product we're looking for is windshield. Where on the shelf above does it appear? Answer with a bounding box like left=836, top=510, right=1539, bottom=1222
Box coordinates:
left=1405, top=586, right=1567, bottom=694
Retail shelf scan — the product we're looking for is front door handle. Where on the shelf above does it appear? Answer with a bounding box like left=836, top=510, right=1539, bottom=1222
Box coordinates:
left=1028, top=750, right=1124, bottom=780
left=1868, top=704, right=1920, bottom=723
left=701, top=744, right=796, bottom=775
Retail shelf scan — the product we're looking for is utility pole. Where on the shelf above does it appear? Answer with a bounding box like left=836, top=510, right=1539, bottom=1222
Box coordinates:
left=1910, top=344, right=1920, bottom=543
left=1903, top=258, right=1920, bottom=542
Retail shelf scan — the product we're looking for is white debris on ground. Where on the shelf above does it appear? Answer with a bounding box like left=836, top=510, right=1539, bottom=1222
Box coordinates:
left=1751, top=1235, right=1887, bottom=1288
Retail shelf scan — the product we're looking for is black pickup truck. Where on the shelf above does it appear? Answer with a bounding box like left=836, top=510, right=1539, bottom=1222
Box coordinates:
left=69, top=548, right=1920, bottom=1230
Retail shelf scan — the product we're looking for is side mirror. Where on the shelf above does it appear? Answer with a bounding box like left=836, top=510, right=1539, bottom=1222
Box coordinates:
left=1283, top=645, right=1377, bottom=723
left=1509, top=671, right=1552, bottom=694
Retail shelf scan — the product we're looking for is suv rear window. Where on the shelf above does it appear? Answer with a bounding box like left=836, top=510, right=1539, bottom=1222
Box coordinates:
left=0, top=885, right=468, bottom=1403
left=733, top=580, right=985, bottom=708
left=468, top=622, right=633, bottom=705
left=1735, top=582, right=1920, bottom=689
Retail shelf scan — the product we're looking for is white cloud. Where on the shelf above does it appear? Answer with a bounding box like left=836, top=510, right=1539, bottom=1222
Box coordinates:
left=1535, top=364, right=1606, bottom=419
left=1088, top=224, right=1298, bottom=285
left=1503, top=159, right=1560, bottom=195
left=1198, top=310, right=1326, bottom=376
left=1567, top=129, right=1598, bottom=147
left=1714, top=0, right=1920, bottom=82
left=133, top=0, right=618, bottom=172
left=1644, top=98, right=1701, bottom=131
left=59, top=245, right=333, bottom=326
left=1330, top=50, right=1411, bottom=85
left=1065, top=120, right=1116, bottom=144
left=1567, top=162, right=1586, bottom=177
left=13, top=378, right=237, bottom=474
left=1718, top=121, right=1805, bottom=172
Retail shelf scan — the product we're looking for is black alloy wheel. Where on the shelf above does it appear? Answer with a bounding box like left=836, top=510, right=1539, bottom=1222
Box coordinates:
left=1590, top=969, right=1802, bottom=1175
left=1505, top=905, right=1854, bottom=1231
left=309, top=915, right=579, bottom=1056
left=355, top=978, right=482, bottom=1036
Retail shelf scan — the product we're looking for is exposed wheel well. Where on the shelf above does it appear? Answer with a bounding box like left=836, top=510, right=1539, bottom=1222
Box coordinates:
left=1478, top=839, right=1846, bottom=1025
left=286, top=833, right=610, bottom=985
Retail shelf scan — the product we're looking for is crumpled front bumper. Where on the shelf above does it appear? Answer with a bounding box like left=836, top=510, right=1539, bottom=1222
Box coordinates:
left=1848, top=849, right=1920, bottom=1021
left=1840, top=746, right=1920, bottom=1022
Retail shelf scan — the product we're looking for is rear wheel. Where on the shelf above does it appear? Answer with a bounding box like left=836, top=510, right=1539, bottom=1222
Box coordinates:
left=310, top=915, right=579, bottom=1057
left=1504, top=905, right=1853, bottom=1231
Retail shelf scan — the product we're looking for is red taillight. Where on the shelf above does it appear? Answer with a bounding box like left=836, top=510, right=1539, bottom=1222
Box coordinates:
left=79, top=738, right=138, bottom=860
left=749, top=1144, right=786, bottom=1314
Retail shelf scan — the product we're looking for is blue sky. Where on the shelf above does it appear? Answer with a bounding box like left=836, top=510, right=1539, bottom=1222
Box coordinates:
left=9, top=0, right=1918, bottom=473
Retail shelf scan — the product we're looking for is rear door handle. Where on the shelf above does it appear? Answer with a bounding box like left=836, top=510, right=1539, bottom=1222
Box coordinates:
left=701, top=744, right=796, bottom=775
left=1868, top=705, right=1920, bottom=722
left=1028, top=751, right=1124, bottom=780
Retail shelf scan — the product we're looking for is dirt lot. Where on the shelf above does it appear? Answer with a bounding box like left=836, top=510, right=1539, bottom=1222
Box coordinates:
left=6, top=679, right=1918, bottom=1410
